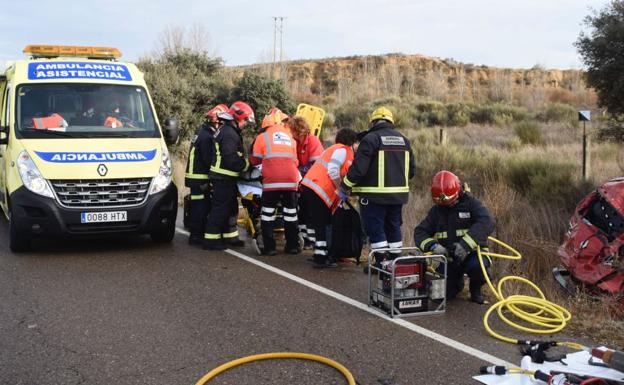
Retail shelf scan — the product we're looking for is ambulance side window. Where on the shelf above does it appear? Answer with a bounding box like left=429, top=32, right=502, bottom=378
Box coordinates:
left=2, top=86, right=9, bottom=129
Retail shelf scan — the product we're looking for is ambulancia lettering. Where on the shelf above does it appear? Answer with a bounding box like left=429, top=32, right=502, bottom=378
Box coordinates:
left=35, top=150, right=157, bottom=163
left=28, top=62, right=132, bottom=81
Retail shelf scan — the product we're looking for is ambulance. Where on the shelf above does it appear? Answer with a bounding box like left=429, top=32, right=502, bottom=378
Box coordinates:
left=0, top=45, right=179, bottom=252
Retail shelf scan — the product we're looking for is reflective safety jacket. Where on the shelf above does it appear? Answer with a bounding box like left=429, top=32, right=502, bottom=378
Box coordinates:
left=296, top=134, right=324, bottom=176
left=342, top=121, right=415, bottom=205
left=250, top=124, right=300, bottom=191
left=301, top=144, right=354, bottom=211
left=413, top=192, right=495, bottom=254
left=185, top=122, right=214, bottom=187
left=210, top=121, right=249, bottom=180
left=32, top=113, right=67, bottom=129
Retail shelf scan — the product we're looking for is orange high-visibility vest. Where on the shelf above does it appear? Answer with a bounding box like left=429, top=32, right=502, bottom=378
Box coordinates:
left=250, top=124, right=300, bottom=191
left=32, top=113, right=67, bottom=129
left=104, top=116, right=124, bottom=128
left=301, top=143, right=354, bottom=210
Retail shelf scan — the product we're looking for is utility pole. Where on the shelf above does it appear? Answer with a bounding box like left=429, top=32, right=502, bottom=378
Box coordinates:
left=272, top=16, right=285, bottom=78
left=578, top=110, right=591, bottom=181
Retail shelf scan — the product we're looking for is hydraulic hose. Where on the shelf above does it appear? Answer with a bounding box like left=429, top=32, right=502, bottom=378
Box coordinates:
left=478, top=237, right=585, bottom=351
left=194, top=352, right=357, bottom=385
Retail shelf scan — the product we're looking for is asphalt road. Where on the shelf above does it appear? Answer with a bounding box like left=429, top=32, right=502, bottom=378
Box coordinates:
left=0, top=210, right=588, bottom=385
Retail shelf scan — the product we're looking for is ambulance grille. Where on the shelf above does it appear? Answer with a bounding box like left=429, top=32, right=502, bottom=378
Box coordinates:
left=50, top=178, right=152, bottom=208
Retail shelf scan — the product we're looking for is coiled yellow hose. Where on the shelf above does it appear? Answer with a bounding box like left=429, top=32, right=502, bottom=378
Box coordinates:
left=194, top=352, right=357, bottom=385
left=478, top=237, right=585, bottom=350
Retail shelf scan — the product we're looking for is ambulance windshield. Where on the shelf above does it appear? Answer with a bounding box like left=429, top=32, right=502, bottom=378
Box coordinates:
left=16, top=84, right=159, bottom=138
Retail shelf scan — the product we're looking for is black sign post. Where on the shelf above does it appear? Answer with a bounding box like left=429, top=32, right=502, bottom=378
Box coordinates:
left=578, top=110, right=591, bottom=180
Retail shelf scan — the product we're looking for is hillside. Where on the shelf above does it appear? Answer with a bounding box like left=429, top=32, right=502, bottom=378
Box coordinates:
left=228, top=53, right=594, bottom=109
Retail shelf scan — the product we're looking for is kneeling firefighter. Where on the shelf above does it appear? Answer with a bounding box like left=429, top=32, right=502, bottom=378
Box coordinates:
left=301, top=128, right=358, bottom=268
left=185, top=104, right=229, bottom=245
left=203, top=101, right=255, bottom=250
left=413, top=170, right=495, bottom=304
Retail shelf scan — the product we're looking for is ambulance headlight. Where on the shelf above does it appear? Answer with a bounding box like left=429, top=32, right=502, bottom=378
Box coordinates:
left=17, top=150, right=54, bottom=198
left=150, top=147, right=172, bottom=195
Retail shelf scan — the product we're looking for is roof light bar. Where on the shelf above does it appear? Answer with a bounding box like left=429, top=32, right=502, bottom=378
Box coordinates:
left=23, top=45, right=122, bottom=59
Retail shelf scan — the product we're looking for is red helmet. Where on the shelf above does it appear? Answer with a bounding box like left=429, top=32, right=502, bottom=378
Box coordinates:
left=205, top=104, right=229, bottom=123
left=229, top=101, right=255, bottom=125
left=431, top=171, right=461, bottom=206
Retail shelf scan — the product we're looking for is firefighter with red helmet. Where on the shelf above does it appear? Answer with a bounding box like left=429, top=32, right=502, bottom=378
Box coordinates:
left=203, top=101, right=255, bottom=250
left=250, top=108, right=301, bottom=255
left=413, top=170, right=495, bottom=304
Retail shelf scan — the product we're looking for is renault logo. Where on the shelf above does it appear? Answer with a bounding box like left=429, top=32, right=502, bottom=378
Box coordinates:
left=97, top=164, right=108, bottom=177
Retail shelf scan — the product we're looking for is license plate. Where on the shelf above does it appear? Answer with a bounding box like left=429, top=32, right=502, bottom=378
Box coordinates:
left=399, top=299, right=422, bottom=309
left=81, top=211, right=127, bottom=223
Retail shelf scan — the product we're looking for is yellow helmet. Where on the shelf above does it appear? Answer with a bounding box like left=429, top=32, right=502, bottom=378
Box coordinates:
left=369, top=106, right=394, bottom=124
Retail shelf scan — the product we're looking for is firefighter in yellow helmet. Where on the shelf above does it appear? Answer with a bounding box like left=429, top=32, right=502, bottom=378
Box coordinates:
left=341, top=106, right=415, bottom=271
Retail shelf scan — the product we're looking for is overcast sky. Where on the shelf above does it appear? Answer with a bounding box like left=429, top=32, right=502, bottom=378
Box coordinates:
left=0, top=0, right=610, bottom=70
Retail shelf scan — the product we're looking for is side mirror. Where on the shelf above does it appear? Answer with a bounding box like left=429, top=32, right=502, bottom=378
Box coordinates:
left=0, top=126, right=8, bottom=145
left=163, top=118, right=179, bottom=145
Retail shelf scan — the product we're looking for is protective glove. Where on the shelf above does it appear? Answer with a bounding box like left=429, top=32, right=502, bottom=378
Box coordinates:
left=453, top=242, right=469, bottom=263
left=338, top=187, right=349, bottom=202
left=430, top=243, right=448, bottom=257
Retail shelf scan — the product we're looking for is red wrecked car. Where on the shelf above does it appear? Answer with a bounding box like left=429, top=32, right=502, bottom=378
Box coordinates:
left=555, top=177, right=624, bottom=307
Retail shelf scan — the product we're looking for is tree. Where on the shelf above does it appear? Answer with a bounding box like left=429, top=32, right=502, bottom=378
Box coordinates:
left=575, top=1, right=624, bottom=115
left=230, top=71, right=296, bottom=124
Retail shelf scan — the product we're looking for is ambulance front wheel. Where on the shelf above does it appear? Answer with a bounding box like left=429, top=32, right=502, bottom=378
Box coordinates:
left=9, top=209, right=31, bottom=253
left=150, top=219, right=176, bottom=243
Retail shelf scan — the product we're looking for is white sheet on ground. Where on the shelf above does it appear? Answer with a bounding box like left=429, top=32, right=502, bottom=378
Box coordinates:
left=474, top=348, right=624, bottom=384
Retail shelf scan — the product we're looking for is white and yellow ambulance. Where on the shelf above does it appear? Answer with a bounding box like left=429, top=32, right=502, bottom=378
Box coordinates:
left=0, top=45, right=180, bottom=251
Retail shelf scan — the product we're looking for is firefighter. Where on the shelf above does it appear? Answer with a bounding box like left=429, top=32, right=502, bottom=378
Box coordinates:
left=289, top=116, right=324, bottom=249
left=413, top=170, right=495, bottom=304
left=203, top=101, right=255, bottom=250
left=250, top=108, right=301, bottom=255
left=301, top=128, right=358, bottom=268
left=341, top=106, right=415, bottom=270
left=184, top=104, right=229, bottom=245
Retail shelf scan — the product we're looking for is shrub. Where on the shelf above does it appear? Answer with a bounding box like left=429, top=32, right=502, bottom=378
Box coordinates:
left=445, top=103, right=471, bottom=126
left=230, top=71, right=296, bottom=123
left=333, top=103, right=370, bottom=131
left=415, top=101, right=448, bottom=126
left=514, top=120, right=543, bottom=145
left=470, top=103, right=529, bottom=126
left=535, top=103, right=577, bottom=124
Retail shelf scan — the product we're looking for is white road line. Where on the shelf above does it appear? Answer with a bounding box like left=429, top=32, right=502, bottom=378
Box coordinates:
left=175, top=227, right=513, bottom=367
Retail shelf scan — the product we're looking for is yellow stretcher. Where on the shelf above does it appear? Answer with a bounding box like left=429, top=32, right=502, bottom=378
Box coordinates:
left=295, top=103, right=325, bottom=138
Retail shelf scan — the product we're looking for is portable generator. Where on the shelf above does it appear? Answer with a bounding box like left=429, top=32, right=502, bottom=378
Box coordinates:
left=368, top=247, right=447, bottom=318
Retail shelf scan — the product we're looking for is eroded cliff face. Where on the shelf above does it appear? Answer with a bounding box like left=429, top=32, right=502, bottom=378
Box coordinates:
left=228, top=53, right=591, bottom=106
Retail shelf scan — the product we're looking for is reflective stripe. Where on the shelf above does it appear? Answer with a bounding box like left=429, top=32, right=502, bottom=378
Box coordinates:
left=190, top=194, right=205, bottom=200
left=388, top=241, right=402, bottom=248
left=456, top=229, right=469, bottom=236
left=463, top=233, right=478, bottom=250
left=263, top=182, right=299, bottom=189
left=378, top=151, right=385, bottom=188
left=434, top=231, right=448, bottom=239
left=204, top=233, right=222, bottom=240
left=343, top=176, right=356, bottom=188
left=262, top=207, right=276, bottom=213
left=315, top=241, right=327, bottom=247
left=264, top=152, right=296, bottom=159
left=352, top=186, right=409, bottom=193
left=308, top=237, right=316, bottom=242
left=302, top=178, right=333, bottom=207
left=420, top=237, right=436, bottom=251
left=309, top=155, right=321, bottom=162
left=223, top=231, right=239, bottom=238
left=263, top=132, right=272, bottom=154
left=211, top=142, right=240, bottom=177
left=314, top=250, right=327, bottom=256
left=371, top=240, right=388, bottom=249
left=317, top=159, right=329, bottom=168
left=261, top=215, right=276, bottom=221
left=283, top=215, right=298, bottom=222
left=252, top=152, right=264, bottom=159
left=185, top=173, right=209, bottom=179
left=283, top=207, right=297, bottom=214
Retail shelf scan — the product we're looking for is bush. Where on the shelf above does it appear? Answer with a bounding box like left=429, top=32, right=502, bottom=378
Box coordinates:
left=514, top=120, right=543, bottom=145
left=445, top=103, right=471, bottom=126
left=415, top=101, right=448, bottom=126
left=535, top=103, right=577, bottom=124
left=230, top=71, right=296, bottom=123
left=470, top=103, right=529, bottom=126
left=333, top=103, right=370, bottom=131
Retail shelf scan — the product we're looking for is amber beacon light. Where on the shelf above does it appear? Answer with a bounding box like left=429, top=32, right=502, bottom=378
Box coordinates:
left=23, top=45, right=122, bottom=59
